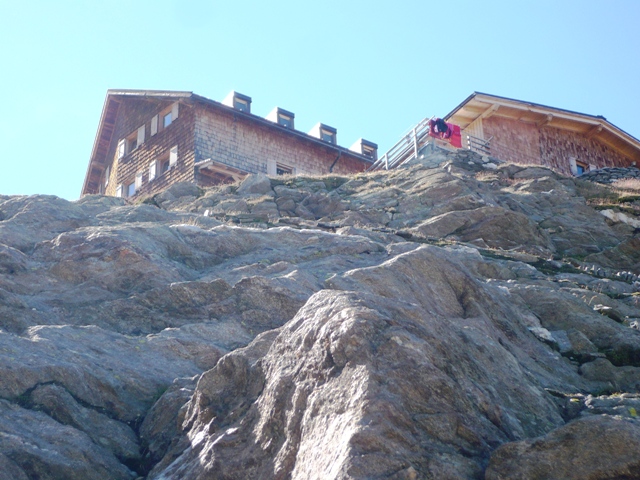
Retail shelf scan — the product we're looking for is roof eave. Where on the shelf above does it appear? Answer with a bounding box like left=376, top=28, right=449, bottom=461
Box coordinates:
left=81, top=93, right=115, bottom=196
left=446, top=92, right=640, bottom=158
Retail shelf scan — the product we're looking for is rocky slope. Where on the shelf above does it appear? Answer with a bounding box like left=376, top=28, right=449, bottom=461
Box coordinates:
left=1, top=149, right=639, bottom=479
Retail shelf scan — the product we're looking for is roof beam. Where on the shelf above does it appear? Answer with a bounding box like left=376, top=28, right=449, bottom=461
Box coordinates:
left=586, top=123, right=603, bottom=139
left=480, top=104, right=500, bottom=120
left=474, top=97, right=603, bottom=127
left=536, top=114, right=553, bottom=128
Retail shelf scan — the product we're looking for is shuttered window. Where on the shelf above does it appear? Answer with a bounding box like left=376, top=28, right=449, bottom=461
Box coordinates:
left=149, top=160, right=157, bottom=181
left=169, top=146, right=178, bottom=167
left=117, top=139, right=125, bottom=160
left=137, top=125, right=145, bottom=146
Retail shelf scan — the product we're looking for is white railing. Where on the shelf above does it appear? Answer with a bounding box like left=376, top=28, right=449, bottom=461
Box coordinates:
left=369, top=121, right=494, bottom=172
left=466, top=134, right=492, bottom=155
left=368, top=117, right=433, bottom=171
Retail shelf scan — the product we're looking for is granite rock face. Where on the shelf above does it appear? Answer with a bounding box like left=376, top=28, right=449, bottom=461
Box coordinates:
left=0, top=150, right=639, bottom=479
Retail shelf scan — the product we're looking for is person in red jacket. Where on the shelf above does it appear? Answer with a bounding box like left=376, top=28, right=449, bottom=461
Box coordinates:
left=429, top=118, right=451, bottom=139
left=429, top=118, right=462, bottom=148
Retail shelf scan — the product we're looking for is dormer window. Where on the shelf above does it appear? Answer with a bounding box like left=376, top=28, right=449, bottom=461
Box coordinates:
left=309, top=123, right=337, bottom=144
left=321, top=129, right=336, bottom=143
left=267, top=107, right=295, bottom=129
left=278, top=113, right=293, bottom=128
left=350, top=138, right=378, bottom=161
left=361, top=143, right=377, bottom=159
left=223, top=91, right=252, bottom=113
left=234, top=98, right=249, bottom=112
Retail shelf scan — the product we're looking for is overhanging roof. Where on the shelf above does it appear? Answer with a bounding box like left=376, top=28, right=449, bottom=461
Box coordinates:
left=445, top=92, right=640, bottom=161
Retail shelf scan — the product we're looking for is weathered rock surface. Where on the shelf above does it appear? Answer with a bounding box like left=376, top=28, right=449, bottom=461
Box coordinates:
left=485, top=415, right=640, bottom=479
left=0, top=149, right=639, bottom=478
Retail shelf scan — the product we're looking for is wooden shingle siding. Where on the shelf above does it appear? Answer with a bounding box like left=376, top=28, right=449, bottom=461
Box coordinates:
left=539, top=127, right=634, bottom=175
left=482, top=116, right=635, bottom=175
left=93, top=92, right=372, bottom=200
left=194, top=104, right=369, bottom=178
left=105, top=99, right=196, bottom=198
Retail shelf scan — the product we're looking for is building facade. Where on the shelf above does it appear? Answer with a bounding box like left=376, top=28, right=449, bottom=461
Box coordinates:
left=445, top=93, right=640, bottom=176
left=82, top=90, right=377, bottom=198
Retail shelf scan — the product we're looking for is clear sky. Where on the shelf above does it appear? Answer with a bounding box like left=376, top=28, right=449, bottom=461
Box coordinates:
left=1, top=0, right=638, bottom=200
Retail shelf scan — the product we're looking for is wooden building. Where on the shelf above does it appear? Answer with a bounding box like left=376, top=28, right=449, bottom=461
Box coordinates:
left=445, top=92, right=640, bottom=176
left=81, top=90, right=377, bottom=198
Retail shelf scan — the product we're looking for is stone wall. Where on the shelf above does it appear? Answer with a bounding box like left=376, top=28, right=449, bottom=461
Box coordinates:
left=105, top=99, right=196, bottom=198
left=579, top=166, right=640, bottom=184
left=194, top=104, right=369, bottom=178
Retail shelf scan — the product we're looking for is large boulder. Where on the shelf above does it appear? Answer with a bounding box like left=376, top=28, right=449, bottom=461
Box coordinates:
left=485, top=415, right=640, bottom=479
left=149, top=246, right=582, bottom=479
left=236, top=173, right=273, bottom=196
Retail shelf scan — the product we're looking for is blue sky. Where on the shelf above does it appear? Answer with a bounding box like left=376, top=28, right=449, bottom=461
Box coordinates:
left=1, top=0, right=638, bottom=200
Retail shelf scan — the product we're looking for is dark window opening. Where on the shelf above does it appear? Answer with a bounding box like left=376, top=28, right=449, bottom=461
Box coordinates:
left=276, top=163, right=293, bottom=175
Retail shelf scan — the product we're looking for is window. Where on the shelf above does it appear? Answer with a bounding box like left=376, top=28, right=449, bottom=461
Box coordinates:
left=124, top=125, right=145, bottom=154
left=278, top=113, right=293, bottom=128
left=155, top=145, right=178, bottom=176
left=163, top=112, right=172, bottom=128
left=276, top=163, right=293, bottom=175
left=569, top=157, right=588, bottom=176
left=267, top=107, right=295, bottom=129
left=116, top=184, right=123, bottom=197
left=151, top=115, right=158, bottom=136
left=127, top=181, right=136, bottom=197
left=158, top=102, right=179, bottom=132
left=127, top=136, right=137, bottom=153
left=361, top=144, right=377, bottom=159
left=104, top=165, right=110, bottom=187
left=234, top=98, right=250, bottom=112
left=321, top=128, right=336, bottom=144
left=135, top=172, right=143, bottom=190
